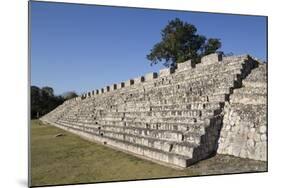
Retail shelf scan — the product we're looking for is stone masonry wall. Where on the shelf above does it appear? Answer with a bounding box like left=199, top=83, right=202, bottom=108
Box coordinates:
left=217, top=63, right=267, bottom=161
left=40, top=53, right=267, bottom=168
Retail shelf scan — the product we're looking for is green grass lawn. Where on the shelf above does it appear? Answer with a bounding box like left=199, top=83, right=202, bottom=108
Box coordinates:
left=30, top=120, right=267, bottom=187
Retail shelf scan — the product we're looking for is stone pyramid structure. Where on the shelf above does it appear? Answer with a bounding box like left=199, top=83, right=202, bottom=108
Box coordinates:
left=40, top=53, right=267, bottom=168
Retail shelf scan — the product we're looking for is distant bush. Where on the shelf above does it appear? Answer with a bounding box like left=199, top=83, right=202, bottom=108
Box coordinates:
left=61, top=91, right=78, bottom=100
left=31, top=86, right=78, bottom=119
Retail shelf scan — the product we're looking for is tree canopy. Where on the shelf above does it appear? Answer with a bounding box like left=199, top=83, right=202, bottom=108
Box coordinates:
left=147, top=18, right=222, bottom=67
left=62, top=91, right=78, bottom=100
left=31, top=86, right=78, bottom=119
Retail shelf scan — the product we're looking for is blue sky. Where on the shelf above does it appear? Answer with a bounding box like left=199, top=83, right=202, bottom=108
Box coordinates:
left=30, top=1, right=267, bottom=95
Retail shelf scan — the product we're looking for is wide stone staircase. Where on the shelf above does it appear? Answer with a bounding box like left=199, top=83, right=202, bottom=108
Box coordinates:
left=40, top=53, right=266, bottom=168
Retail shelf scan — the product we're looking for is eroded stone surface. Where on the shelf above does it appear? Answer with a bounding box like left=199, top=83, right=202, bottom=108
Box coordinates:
left=217, top=63, right=267, bottom=161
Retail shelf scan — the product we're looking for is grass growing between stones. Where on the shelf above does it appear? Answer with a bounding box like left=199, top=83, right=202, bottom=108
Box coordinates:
left=30, top=120, right=267, bottom=187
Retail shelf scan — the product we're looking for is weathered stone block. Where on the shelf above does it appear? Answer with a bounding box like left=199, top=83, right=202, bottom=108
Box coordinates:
left=159, top=68, right=175, bottom=77
left=222, top=54, right=249, bottom=63
left=117, top=82, right=125, bottom=89
left=259, top=126, right=266, bottom=133
left=177, top=60, right=195, bottom=71
left=201, top=53, right=222, bottom=64
left=134, top=76, right=145, bottom=84
left=145, top=72, right=158, bottom=81
left=105, top=86, right=110, bottom=92
left=110, top=84, right=117, bottom=91
left=260, top=134, right=267, bottom=141
left=76, top=96, right=82, bottom=101
left=125, top=79, right=134, bottom=87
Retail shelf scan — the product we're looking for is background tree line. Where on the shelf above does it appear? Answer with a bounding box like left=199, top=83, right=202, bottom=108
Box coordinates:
left=31, top=86, right=78, bottom=119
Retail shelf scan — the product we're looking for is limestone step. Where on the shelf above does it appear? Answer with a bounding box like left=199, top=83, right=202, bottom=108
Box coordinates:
left=146, top=83, right=232, bottom=97
left=148, top=85, right=232, bottom=97
left=56, top=121, right=198, bottom=158
left=103, top=135, right=192, bottom=167
left=112, top=124, right=201, bottom=139
left=230, top=93, right=266, bottom=105
left=57, top=119, right=208, bottom=141
left=88, top=85, right=232, bottom=106
left=57, top=119, right=208, bottom=147
left=66, top=115, right=205, bottom=126
left=82, top=66, right=242, bottom=101
left=107, top=102, right=222, bottom=112
left=222, top=54, right=248, bottom=63
left=140, top=86, right=231, bottom=96
left=245, top=73, right=267, bottom=82
left=102, top=131, right=196, bottom=155
left=149, top=102, right=223, bottom=111
left=233, top=87, right=267, bottom=95
left=58, top=120, right=217, bottom=150
left=152, top=73, right=237, bottom=87
left=185, top=62, right=244, bottom=75
left=101, top=115, right=213, bottom=124
left=242, top=81, right=267, bottom=88
left=57, top=121, right=193, bottom=167
left=105, top=106, right=221, bottom=113
left=227, top=103, right=266, bottom=111
left=177, top=76, right=236, bottom=88
left=147, top=94, right=228, bottom=104
left=244, top=65, right=267, bottom=82
left=123, top=86, right=232, bottom=102
left=58, top=119, right=208, bottom=135
left=100, top=109, right=220, bottom=118
left=173, top=69, right=241, bottom=84
left=190, top=87, right=231, bottom=95
left=99, top=127, right=202, bottom=144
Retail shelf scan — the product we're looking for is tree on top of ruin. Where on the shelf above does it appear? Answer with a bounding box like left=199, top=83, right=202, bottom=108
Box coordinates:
left=147, top=18, right=222, bottom=68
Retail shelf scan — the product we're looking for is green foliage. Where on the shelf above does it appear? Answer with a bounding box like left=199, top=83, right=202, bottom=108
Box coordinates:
left=147, top=18, right=222, bottom=67
left=31, top=86, right=78, bottom=119
left=62, top=91, right=78, bottom=100
left=41, top=86, right=54, bottom=97
left=204, top=38, right=222, bottom=55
